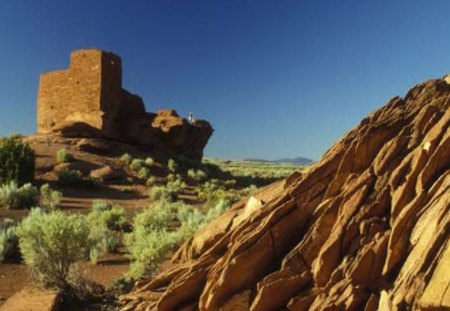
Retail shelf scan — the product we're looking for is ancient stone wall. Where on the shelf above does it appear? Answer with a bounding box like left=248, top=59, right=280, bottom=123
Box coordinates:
left=37, top=49, right=214, bottom=160
left=37, top=50, right=105, bottom=133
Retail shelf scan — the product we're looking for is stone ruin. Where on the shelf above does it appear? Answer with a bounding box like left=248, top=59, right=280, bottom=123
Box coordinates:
left=37, top=49, right=213, bottom=160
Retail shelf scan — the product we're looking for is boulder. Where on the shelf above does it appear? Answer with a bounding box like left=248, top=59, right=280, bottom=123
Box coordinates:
left=76, top=138, right=112, bottom=154
left=52, top=121, right=103, bottom=138
left=151, top=110, right=213, bottom=160
left=90, top=165, right=124, bottom=181
left=0, top=286, right=61, bottom=311
left=119, top=76, right=450, bottom=310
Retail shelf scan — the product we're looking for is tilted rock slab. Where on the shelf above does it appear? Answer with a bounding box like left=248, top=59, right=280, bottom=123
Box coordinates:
left=120, top=77, right=450, bottom=310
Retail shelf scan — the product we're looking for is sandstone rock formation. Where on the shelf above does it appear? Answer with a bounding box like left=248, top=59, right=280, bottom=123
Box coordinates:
left=37, top=49, right=213, bottom=160
left=119, top=76, right=450, bottom=310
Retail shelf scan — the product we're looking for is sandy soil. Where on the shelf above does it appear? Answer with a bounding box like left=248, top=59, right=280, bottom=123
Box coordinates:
left=0, top=135, right=186, bottom=306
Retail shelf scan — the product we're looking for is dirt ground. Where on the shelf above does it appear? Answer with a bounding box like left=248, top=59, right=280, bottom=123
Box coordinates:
left=0, top=135, right=188, bottom=306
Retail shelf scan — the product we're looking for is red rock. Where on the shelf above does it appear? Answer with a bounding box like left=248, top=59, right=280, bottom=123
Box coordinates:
left=37, top=49, right=213, bottom=160
left=119, top=76, right=450, bottom=310
left=0, top=286, right=61, bottom=311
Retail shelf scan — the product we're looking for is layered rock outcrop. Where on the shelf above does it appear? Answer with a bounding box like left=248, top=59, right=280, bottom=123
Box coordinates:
left=37, top=49, right=213, bottom=160
left=120, top=76, right=450, bottom=310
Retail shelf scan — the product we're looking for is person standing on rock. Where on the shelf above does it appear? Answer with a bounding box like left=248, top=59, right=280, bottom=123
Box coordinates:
left=188, top=112, right=196, bottom=124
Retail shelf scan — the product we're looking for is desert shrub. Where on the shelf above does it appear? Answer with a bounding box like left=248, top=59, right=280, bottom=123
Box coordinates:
left=88, top=201, right=127, bottom=231
left=0, top=135, right=34, bottom=185
left=58, top=169, right=83, bottom=186
left=121, top=153, right=133, bottom=165
left=241, top=184, right=258, bottom=196
left=166, top=173, right=176, bottom=182
left=122, top=186, right=134, bottom=193
left=124, top=197, right=230, bottom=280
left=89, top=247, right=100, bottom=265
left=124, top=228, right=178, bottom=279
left=124, top=201, right=180, bottom=279
left=87, top=201, right=126, bottom=262
left=149, top=185, right=177, bottom=202
left=187, top=169, right=208, bottom=182
left=145, top=157, right=154, bottom=166
left=205, top=199, right=230, bottom=221
left=204, top=189, right=238, bottom=211
left=91, top=200, right=113, bottom=212
left=0, top=181, right=38, bottom=209
left=88, top=221, right=120, bottom=261
left=138, top=167, right=150, bottom=179
left=176, top=206, right=205, bottom=238
left=176, top=199, right=230, bottom=239
left=133, top=200, right=174, bottom=231
left=39, top=183, right=62, bottom=211
left=56, top=148, right=73, bottom=163
left=130, top=159, right=144, bottom=172
left=0, top=219, right=19, bottom=262
left=17, top=209, right=92, bottom=290
left=110, top=275, right=134, bottom=295
left=168, top=158, right=178, bottom=172
left=167, top=177, right=186, bottom=194
left=146, top=176, right=157, bottom=187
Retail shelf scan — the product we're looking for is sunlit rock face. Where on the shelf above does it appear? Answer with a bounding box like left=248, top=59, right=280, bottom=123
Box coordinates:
left=37, top=49, right=213, bottom=160
left=120, top=76, right=450, bottom=311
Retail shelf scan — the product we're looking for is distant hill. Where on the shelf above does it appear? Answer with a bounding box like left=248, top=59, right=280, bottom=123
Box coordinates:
left=243, top=156, right=314, bottom=165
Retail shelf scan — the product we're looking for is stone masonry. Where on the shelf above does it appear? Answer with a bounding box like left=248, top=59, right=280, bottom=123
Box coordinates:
left=37, top=49, right=213, bottom=159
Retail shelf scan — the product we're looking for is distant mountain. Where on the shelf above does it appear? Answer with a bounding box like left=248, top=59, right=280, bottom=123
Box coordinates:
left=243, top=156, right=314, bottom=165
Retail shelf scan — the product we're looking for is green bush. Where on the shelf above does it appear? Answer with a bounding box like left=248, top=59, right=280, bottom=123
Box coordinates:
left=123, top=197, right=230, bottom=280
left=146, top=176, right=157, bottom=187
left=176, top=200, right=230, bottom=239
left=0, top=135, right=35, bottom=185
left=130, top=159, right=144, bottom=172
left=176, top=206, right=204, bottom=238
left=204, top=189, right=238, bottom=211
left=56, top=148, right=73, bottom=163
left=0, top=181, right=38, bottom=209
left=88, top=201, right=127, bottom=231
left=88, top=221, right=119, bottom=261
left=0, top=219, right=19, bottom=262
left=121, top=153, right=133, bottom=165
left=58, top=169, right=83, bottom=186
left=138, top=167, right=150, bottom=179
left=87, top=201, right=126, bottom=262
left=91, top=200, right=112, bottom=212
left=133, top=200, right=174, bottom=231
left=166, top=173, right=176, bottom=182
left=168, top=159, right=178, bottom=173
left=167, top=177, right=186, bottom=194
left=187, top=169, right=207, bottom=182
left=205, top=199, right=230, bottom=222
left=39, top=184, right=62, bottom=211
left=17, top=209, right=92, bottom=289
left=124, top=228, right=178, bottom=279
left=149, top=185, right=177, bottom=202
left=145, top=157, right=154, bottom=166
left=124, top=201, right=181, bottom=279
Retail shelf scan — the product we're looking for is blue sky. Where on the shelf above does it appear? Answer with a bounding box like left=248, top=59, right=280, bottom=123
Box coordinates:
left=1, top=1, right=450, bottom=160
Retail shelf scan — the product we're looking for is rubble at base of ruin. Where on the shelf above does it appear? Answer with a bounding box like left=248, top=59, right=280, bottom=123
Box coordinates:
left=37, top=49, right=213, bottom=160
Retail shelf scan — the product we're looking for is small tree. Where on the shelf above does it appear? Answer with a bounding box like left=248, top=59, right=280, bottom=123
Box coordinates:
left=0, top=135, right=34, bottom=185
left=17, top=209, right=91, bottom=290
